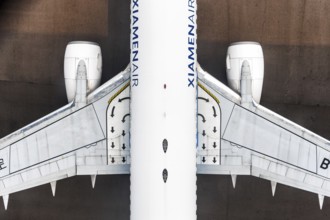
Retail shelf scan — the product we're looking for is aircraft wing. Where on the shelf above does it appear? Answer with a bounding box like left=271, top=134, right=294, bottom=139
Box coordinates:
left=0, top=67, right=131, bottom=208
left=3, top=62, right=330, bottom=209
left=196, top=65, right=330, bottom=209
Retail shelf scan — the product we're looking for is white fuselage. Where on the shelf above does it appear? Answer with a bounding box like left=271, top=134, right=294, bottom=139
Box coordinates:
left=130, top=0, right=197, bottom=219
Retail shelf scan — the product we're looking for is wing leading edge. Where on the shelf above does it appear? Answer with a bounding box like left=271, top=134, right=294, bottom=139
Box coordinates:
left=197, top=64, right=330, bottom=209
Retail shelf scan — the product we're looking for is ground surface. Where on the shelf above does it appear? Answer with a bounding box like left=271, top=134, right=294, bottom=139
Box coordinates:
left=0, top=0, right=330, bottom=219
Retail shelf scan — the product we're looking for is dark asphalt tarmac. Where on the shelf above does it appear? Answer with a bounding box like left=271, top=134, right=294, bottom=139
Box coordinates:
left=1, top=0, right=330, bottom=219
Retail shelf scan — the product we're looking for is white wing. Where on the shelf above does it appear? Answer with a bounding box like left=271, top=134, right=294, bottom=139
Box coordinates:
left=197, top=65, right=330, bottom=209
left=0, top=67, right=131, bottom=208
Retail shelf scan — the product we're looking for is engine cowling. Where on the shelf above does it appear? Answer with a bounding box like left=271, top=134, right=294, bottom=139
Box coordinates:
left=64, top=41, right=102, bottom=102
left=226, top=41, right=264, bottom=103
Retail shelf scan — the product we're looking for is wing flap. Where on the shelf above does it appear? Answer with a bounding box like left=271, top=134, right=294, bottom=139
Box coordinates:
left=251, top=153, right=330, bottom=197
left=0, top=154, right=76, bottom=196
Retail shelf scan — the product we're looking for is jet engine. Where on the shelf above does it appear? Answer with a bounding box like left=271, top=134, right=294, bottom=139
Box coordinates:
left=64, top=41, right=102, bottom=102
left=226, top=42, right=264, bottom=103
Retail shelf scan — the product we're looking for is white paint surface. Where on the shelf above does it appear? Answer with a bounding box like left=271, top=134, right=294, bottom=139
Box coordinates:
left=130, top=0, right=197, bottom=219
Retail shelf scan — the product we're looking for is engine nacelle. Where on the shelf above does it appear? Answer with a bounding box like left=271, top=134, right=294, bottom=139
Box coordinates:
left=64, top=41, right=102, bottom=102
left=226, top=41, right=264, bottom=103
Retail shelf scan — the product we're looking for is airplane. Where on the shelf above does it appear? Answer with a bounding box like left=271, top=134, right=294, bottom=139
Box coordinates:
left=1, top=0, right=330, bottom=219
